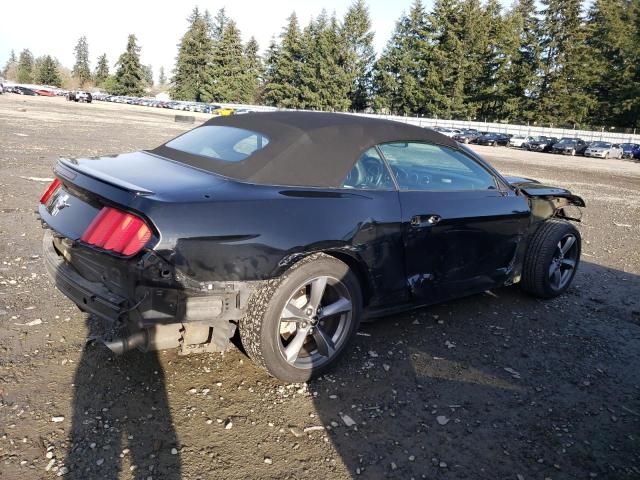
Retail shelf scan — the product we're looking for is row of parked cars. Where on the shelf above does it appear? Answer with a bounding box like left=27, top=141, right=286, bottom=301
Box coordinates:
left=2, top=85, right=59, bottom=96
left=432, top=127, right=640, bottom=159
left=92, top=93, right=254, bottom=116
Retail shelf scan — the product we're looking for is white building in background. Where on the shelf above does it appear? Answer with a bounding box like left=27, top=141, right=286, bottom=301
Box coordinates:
left=155, top=92, right=170, bottom=101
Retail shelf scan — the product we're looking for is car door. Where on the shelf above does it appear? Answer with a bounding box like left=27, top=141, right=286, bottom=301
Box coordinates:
left=377, top=142, right=531, bottom=304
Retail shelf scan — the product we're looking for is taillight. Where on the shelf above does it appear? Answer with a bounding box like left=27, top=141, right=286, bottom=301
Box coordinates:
left=40, top=178, right=61, bottom=204
left=81, top=207, right=152, bottom=256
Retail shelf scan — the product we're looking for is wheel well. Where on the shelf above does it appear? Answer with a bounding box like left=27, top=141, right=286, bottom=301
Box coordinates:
left=324, top=250, right=373, bottom=307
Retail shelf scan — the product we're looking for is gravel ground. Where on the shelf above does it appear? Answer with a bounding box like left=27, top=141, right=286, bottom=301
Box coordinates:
left=1, top=95, right=639, bottom=480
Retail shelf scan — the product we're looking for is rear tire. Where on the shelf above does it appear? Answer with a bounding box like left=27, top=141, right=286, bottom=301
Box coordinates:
left=240, top=253, right=362, bottom=382
left=521, top=220, right=581, bottom=298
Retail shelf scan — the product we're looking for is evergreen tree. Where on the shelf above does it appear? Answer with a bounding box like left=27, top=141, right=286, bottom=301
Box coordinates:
left=94, top=53, right=109, bottom=85
left=143, top=64, right=153, bottom=86
left=341, top=0, right=376, bottom=110
left=620, top=0, right=640, bottom=128
left=508, top=0, right=542, bottom=122
left=17, top=49, right=34, bottom=83
left=72, top=36, right=91, bottom=87
left=159, top=66, right=167, bottom=85
left=264, top=13, right=304, bottom=108
left=428, top=0, right=467, bottom=118
left=212, top=8, right=230, bottom=42
left=34, top=55, right=62, bottom=86
left=240, top=37, right=263, bottom=103
left=458, top=0, right=491, bottom=119
left=373, top=1, right=435, bottom=115
left=472, top=0, right=521, bottom=121
left=584, top=0, right=634, bottom=125
left=3, top=50, right=17, bottom=78
left=113, top=34, right=145, bottom=96
left=298, top=12, right=350, bottom=111
left=538, top=0, right=594, bottom=125
left=206, top=20, right=246, bottom=102
left=171, top=7, right=214, bottom=102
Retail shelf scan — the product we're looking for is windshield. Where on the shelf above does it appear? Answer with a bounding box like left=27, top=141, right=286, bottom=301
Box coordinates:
left=165, top=125, right=270, bottom=162
left=591, top=142, right=611, bottom=148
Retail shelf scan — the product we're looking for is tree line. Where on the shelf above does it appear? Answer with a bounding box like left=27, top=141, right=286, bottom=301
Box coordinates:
left=2, top=0, right=639, bottom=128
left=2, top=34, right=161, bottom=94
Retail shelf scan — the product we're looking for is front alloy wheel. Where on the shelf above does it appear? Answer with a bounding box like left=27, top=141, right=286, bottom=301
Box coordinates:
left=521, top=219, right=581, bottom=298
left=548, top=234, right=579, bottom=291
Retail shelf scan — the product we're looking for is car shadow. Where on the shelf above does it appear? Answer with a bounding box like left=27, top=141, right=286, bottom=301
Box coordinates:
left=309, top=260, right=640, bottom=479
left=64, top=319, right=181, bottom=480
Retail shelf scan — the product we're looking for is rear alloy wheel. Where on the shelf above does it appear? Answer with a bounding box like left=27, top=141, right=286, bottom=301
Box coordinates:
left=240, top=253, right=362, bottom=382
left=521, top=220, right=581, bottom=298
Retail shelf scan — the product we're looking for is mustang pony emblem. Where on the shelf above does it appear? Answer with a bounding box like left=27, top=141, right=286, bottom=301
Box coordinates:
left=51, top=193, right=70, bottom=216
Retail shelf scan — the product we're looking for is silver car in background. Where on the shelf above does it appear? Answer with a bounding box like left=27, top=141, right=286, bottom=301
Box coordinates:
left=584, top=142, right=623, bottom=159
left=509, top=135, right=535, bottom=148
left=432, top=126, right=461, bottom=138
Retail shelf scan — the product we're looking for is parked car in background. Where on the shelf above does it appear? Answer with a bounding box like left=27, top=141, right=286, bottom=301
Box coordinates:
left=620, top=143, right=640, bottom=159
left=552, top=138, right=588, bottom=156
left=13, top=86, right=38, bottom=95
left=432, top=127, right=461, bottom=138
left=476, top=132, right=510, bottom=146
left=34, top=89, right=55, bottom=97
left=509, top=135, right=535, bottom=149
left=216, top=107, right=236, bottom=116
left=584, top=142, right=623, bottom=159
left=527, top=136, right=558, bottom=152
left=67, top=91, right=93, bottom=103
left=453, top=129, right=481, bottom=144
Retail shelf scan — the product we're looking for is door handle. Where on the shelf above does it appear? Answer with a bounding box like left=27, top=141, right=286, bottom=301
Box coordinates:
left=410, top=214, right=442, bottom=227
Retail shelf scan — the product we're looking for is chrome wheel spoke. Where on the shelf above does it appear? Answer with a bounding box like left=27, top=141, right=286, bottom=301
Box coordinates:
left=561, top=258, right=576, bottom=268
left=308, top=276, right=328, bottom=311
left=284, top=327, right=311, bottom=363
left=282, top=304, right=308, bottom=322
left=319, top=297, right=352, bottom=319
left=549, top=262, right=559, bottom=278
left=561, top=235, right=576, bottom=255
left=312, top=327, right=336, bottom=358
left=551, top=267, right=562, bottom=287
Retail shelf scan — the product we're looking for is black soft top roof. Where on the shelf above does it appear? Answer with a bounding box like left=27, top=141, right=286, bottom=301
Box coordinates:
left=152, top=111, right=459, bottom=188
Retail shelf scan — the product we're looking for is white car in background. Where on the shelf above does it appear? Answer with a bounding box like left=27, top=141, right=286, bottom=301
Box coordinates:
left=584, top=142, right=624, bottom=159
left=509, top=135, right=535, bottom=148
left=431, top=126, right=461, bottom=138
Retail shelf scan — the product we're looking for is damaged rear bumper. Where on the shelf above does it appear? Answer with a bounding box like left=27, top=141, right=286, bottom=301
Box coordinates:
left=42, top=229, right=256, bottom=353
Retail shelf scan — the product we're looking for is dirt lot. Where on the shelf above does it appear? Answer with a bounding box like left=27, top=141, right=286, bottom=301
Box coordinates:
left=1, top=95, right=639, bottom=480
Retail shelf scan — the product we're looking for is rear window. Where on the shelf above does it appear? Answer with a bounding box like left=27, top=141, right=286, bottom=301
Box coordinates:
left=165, top=125, right=269, bottom=162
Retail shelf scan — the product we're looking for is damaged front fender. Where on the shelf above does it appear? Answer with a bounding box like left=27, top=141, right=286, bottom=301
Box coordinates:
left=505, top=177, right=586, bottom=222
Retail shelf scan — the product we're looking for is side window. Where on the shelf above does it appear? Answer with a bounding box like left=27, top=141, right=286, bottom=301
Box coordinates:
left=378, top=142, right=497, bottom=192
left=342, top=148, right=394, bottom=190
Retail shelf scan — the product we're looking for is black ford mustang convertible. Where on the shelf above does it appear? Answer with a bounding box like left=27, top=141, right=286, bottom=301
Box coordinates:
left=39, top=112, right=585, bottom=382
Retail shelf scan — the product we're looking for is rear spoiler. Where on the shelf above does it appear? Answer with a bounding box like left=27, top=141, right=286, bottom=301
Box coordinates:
left=57, top=158, right=155, bottom=195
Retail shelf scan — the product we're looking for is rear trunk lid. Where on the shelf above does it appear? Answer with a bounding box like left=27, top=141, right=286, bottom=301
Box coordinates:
left=39, top=151, right=229, bottom=242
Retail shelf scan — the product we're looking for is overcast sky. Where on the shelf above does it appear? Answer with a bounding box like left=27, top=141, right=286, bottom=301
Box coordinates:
left=0, top=0, right=427, bottom=82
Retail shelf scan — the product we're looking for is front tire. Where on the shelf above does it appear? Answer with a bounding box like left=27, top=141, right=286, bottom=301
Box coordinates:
left=240, top=253, right=362, bottom=382
left=521, top=220, right=581, bottom=298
